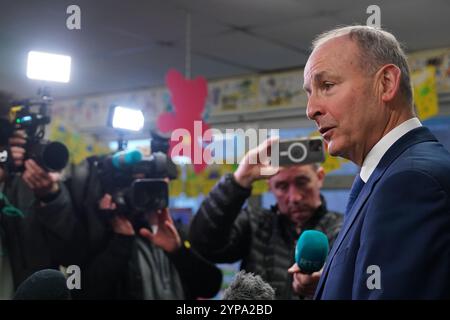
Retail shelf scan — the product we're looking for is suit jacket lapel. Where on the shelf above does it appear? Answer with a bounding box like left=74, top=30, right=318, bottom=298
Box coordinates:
left=315, top=127, right=437, bottom=299
left=314, top=178, right=375, bottom=298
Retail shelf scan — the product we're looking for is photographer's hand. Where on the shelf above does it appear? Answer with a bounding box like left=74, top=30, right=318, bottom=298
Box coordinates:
left=22, top=159, right=60, bottom=199
left=10, top=146, right=26, bottom=167
left=234, top=137, right=279, bottom=188
left=139, top=208, right=181, bottom=253
left=9, top=130, right=27, bottom=167
left=99, top=194, right=135, bottom=236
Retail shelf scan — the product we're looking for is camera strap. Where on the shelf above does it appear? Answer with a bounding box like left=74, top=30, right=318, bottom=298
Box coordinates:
left=0, top=192, right=24, bottom=218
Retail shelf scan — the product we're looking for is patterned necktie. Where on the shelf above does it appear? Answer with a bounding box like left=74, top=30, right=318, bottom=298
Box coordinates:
left=345, top=176, right=365, bottom=214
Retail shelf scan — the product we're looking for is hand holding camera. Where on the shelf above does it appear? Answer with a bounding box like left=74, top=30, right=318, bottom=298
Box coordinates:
left=233, top=137, right=280, bottom=188
left=22, top=159, right=61, bottom=200
left=234, top=136, right=326, bottom=188
left=4, top=130, right=61, bottom=199
left=8, top=130, right=26, bottom=166
left=99, top=192, right=181, bottom=253
left=99, top=193, right=135, bottom=236
left=139, top=208, right=181, bottom=253
left=0, top=97, right=69, bottom=174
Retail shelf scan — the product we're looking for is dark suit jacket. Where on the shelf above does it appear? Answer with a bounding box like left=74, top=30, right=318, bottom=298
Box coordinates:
left=315, top=127, right=450, bottom=299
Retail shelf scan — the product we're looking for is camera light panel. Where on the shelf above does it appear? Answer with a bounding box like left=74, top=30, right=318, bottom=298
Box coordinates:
left=111, top=106, right=145, bottom=132
left=26, top=51, right=72, bottom=83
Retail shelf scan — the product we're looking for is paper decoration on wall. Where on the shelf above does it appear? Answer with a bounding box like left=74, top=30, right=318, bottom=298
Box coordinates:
left=206, top=76, right=259, bottom=116
left=259, top=70, right=307, bottom=108
left=252, top=180, right=269, bottom=196
left=409, top=48, right=450, bottom=94
left=412, top=65, right=439, bottom=120
left=48, top=118, right=110, bottom=165
left=51, top=89, right=165, bottom=130
left=157, top=69, right=210, bottom=173
left=169, top=163, right=236, bottom=197
left=169, top=179, right=183, bottom=197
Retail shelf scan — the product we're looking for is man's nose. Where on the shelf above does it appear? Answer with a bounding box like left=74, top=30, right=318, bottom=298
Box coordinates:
left=306, top=94, right=324, bottom=121
left=288, top=186, right=303, bottom=204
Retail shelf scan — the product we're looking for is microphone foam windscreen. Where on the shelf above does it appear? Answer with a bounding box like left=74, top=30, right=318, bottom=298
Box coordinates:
left=13, top=269, right=70, bottom=300
left=295, top=230, right=329, bottom=274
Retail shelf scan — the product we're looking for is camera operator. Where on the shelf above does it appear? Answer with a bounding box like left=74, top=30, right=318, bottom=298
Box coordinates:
left=68, top=153, right=222, bottom=300
left=0, top=90, right=85, bottom=299
left=189, top=138, right=343, bottom=299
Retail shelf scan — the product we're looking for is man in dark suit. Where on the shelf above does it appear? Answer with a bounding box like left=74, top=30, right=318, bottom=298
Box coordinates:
left=293, top=25, right=450, bottom=299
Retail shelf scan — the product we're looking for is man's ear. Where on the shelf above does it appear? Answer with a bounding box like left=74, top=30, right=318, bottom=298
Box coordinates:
left=376, top=64, right=402, bottom=103
left=316, top=166, right=325, bottom=188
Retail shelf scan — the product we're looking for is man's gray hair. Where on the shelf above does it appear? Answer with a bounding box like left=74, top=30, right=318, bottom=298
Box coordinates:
left=222, top=271, right=275, bottom=300
left=312, top=25, right=413, bottom=106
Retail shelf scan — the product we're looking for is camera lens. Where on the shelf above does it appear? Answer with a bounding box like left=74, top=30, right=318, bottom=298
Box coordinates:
left=30, top=141, right=69, bottom=171
left=287, top=142, right=308, bottom=163
left=309, top=139, right=323, bottom=152
left=132, top=179, right=168, bottom=212
left=42, top=142, right=69, bottom=171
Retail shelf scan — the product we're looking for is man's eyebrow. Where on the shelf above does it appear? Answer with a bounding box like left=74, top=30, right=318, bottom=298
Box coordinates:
left=303, top=71, right=336, bottom=92
left=313, top=71, right=332, bottom=83
left=303, top=71, right=325, bottom=92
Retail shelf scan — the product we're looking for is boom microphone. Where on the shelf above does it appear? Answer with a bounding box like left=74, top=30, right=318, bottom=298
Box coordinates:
left=222, top=270, right=275, bottom=300
left=295, top=230, right=329, bottom=274
left=13, top=269, right=71, bottom=300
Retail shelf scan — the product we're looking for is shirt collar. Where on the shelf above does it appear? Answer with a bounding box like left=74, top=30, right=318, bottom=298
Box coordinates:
left=360, top=117, right=422, bottom=182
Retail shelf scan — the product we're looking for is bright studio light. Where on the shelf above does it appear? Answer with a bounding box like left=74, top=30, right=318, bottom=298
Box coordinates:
left=110, top=106, right=145, bottom=132
left=26, top=51, right=72, bottom=83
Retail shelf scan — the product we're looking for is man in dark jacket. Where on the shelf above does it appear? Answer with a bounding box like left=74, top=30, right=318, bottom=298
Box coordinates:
left=0, top=165, right=84, bottom=291
left=189, top=139, right=343, bottom=299
left=68, top=157, right=222, bottom=300
left=0, top=91, right=84, bottom=298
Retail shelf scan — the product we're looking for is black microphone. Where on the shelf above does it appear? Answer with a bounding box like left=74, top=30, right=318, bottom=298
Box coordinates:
left=13, top=269, right=71, bottom=300
left=222, top=270, right=275, bottom=300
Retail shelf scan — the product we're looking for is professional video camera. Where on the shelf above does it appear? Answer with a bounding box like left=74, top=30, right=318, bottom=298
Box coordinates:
left=0, top=90, right=69, bottom=172
left=94, top=130, right=177, bottom=219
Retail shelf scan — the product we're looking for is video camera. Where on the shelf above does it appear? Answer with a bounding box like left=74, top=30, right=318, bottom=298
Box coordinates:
left=94, top=130, right=177, bottom=218
left=276, top=137, right=326, bottom=166
left=0, top=91, right=69, bottom=172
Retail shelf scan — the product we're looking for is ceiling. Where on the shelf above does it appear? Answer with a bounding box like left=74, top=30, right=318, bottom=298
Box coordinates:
left=1, top=0, right=450, bottom=99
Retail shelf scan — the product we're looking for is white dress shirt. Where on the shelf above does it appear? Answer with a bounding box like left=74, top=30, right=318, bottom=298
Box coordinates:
left=360, top=117, right=422, bottom=182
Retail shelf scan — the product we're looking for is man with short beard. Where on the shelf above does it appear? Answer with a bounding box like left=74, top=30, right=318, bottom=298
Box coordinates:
left=189, top=139, right=343, bottom=299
